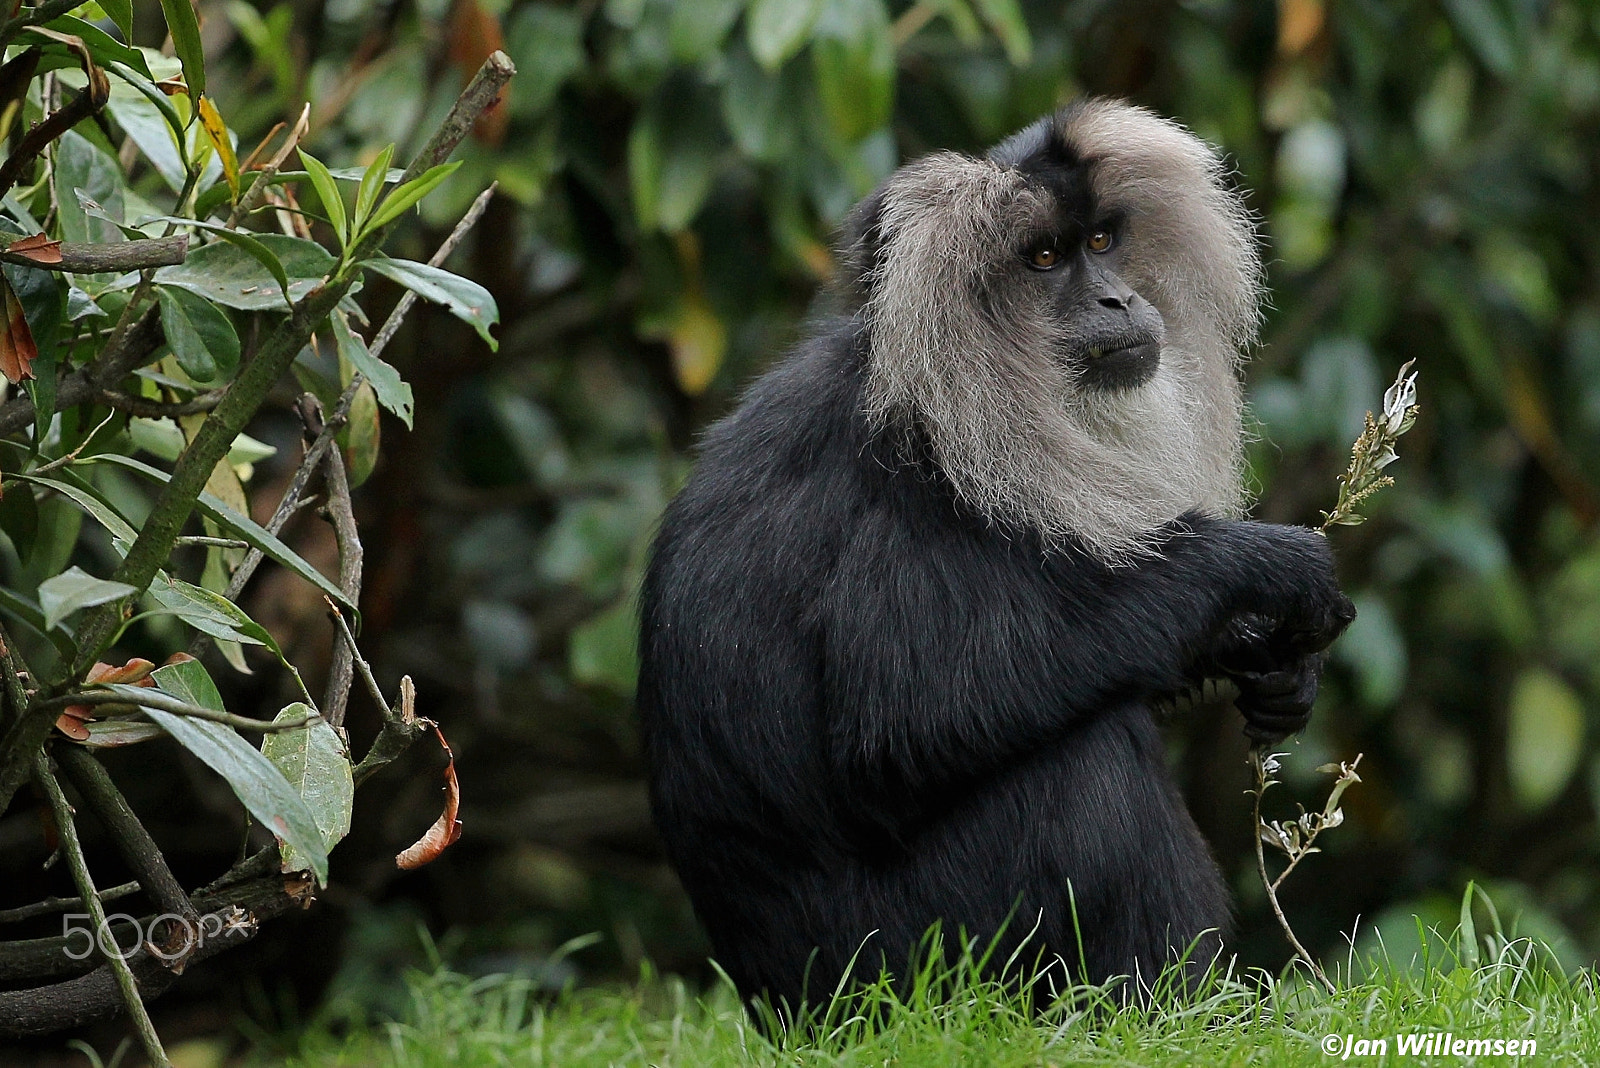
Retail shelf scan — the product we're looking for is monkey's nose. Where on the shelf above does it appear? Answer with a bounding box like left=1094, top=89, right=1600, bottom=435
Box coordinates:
left=1097, top=293, right=1127, bottom=311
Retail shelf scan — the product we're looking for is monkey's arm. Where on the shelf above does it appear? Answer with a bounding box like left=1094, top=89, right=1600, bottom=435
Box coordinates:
left=820, top=513, right=1351, bottom=809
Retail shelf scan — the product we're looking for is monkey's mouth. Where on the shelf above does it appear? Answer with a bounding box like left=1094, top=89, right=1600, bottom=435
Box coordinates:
left=1075, top=335, right=1161, bottom=391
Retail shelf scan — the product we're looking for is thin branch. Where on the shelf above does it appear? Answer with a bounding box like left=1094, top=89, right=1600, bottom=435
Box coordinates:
left=0, top=304, right=163, bottom=437
left=324, top=595, right=386, bottom=716
left=0, top=620, right=32, bottom=731
left=0, top=236, right=188, bottom=273
left=37, top=690, right=321, bottom=733
left=225, top=104, right=310, bottom=230
left=31, top=752, right=169, bottom=1067
left=205, top=180, right=498, bottom=622
left=55, top=746, right=198, bottom=967
left=98, top=388, right=225, bottom=418
left=316, top=410, right=362, bottom=729
left=368, top=181, right=497, bottom=360
left=1249, top=749, right=1335, bottom=995
left=0, top=881, right=140, bottom=925
left=173, top=536, right=248, bottom=550
left=0, top=81, right=108, bottom=200
left=0, top=865, right=309, bottom=1036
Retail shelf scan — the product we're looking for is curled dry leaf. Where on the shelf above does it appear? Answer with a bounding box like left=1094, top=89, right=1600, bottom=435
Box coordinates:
left=7, top=232, right=61, bottom=264
left=55, top=657, right=157, bottom=738
left=55, top=652, right=196, bottom=740
left=0, top=273, right=36, bottom=383
left=396, top=723, right=461, bottom=870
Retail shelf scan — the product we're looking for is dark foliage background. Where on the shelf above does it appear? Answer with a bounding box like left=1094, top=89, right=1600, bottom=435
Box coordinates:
left=6, top=0, right=1600, bottom=1053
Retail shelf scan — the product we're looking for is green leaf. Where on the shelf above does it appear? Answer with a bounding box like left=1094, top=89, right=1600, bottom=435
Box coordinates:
left=95, top=0, right=133, bottom=41
left=746, top=0, right=823, bottom=70
left=361, top=161, right=462, bottom=237
left=13, top=470, right=138, bottom=547
left=104, top=64, right=189, bottom=191
left=39, top=566, right=136, bottom=630
left=298, top=148, right=348, bottom=248
left=85, top=453, right=358, bottom=613
left=54, top=131, right=125, bottom=245
left=146, top=572, right=285, bottom=659
left=147, top=217, right=298, bottom=305
left=0, top=584, right=75, bottom=659
left=504, top=4, right=585, bottom=117
left=261, top=703, right=353, bottom=872
left=569, top=594, right=639, bottom=694
left=154, top=232, right=334, bottom=310
left=628, top=92, right=720, bottom=232
left=970, top=0, right=1031, bottom=65
left=157, top=284, right=239, bottom=383
left=669, top=0, right=745, bottom=63
left=361, top=257, right=498, bottom=350
left=33, top=18, right=147, bottom=77
left=721, top=45, right=797, bottom=161
left=354, top=144, right=395, bottom=234
left=1507, top=667, right=1584, bottom=812
left=331, top=312, right=412, bottom=428
left=145, top=660, right=328, bottom=884
left=157, top=0, right=205, bottom=97
left=811, top=0, right=894, bottom=143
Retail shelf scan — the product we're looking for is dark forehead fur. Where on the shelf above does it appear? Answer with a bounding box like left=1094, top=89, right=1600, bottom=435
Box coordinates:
left=985, top=112, right=1096, bottom=221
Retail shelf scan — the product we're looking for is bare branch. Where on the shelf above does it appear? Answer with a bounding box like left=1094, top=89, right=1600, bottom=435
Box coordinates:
left=31, top=752, right=169, bottom=1067
left=98, top=388, right=225, bottom=418
left=37, top=690, right=321, bottom=733
left=0, top=237, right=188, bottom=273
left=0, top=881, right=139, bottom=925
left=55, top=746, right=199, bottom=968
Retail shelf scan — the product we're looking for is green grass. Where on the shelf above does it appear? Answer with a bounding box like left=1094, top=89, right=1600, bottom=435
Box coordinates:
left=280, top=926, right=1600, bottom=1067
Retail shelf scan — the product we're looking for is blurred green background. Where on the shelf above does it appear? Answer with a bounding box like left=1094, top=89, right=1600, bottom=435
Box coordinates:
left=9, top=0, right=1600, bottom=1052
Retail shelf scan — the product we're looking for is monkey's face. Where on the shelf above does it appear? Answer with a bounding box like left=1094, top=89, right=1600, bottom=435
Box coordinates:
left=1019, top=221, right=1167, bottom=393
left=849, top=99, right=1263, bottom=558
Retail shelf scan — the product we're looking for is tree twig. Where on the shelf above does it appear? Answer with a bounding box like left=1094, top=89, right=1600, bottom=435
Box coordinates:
left=314, top=406, right=362, bottom=729
left=0, top=80, right=109, bottom=200
left=36, top=690, right=321, bottom=732
left=0, top=881, right=140, bottom=925
left=55, top=746, right=199, bottom=968
left=0, top=304, right=164, bottom=438
left=98, top=387, right=226, bottom=418
left=0, top=236, right=188, bottom=273
left=31, top=752, right=170, bottom=1067
left=200, top=180, right=498, bottom=628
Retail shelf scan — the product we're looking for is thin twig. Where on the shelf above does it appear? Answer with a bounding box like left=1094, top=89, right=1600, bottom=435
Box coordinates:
left=0, top=881, right=140, bottom=924
left=203, top=181, right=498, bottom=624
left=55, top=746, right=199, bottom=967
left=0, top=236, right=188, bottom=273
left=37, top=690, right=321, bottom=733
left=225, top=104, right=309, bottom=230
left=368, top=181, right=497, bottom=360
left=1249, top=750, right=1335, bottom=994
left=0, top=83, right=107, bottom=200
left=323, top=594, right=387, bottom=716
left=98, top=388, right=225, bottom=418
left=316, top=410, right=362, bottom=729
left=31, top=752, right=170, bottom=1068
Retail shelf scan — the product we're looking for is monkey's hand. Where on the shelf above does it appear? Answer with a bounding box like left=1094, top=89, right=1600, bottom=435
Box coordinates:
left=1231, top=652, right=1326, bottom=743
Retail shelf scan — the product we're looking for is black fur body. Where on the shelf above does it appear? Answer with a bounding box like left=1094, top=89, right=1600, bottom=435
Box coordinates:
left=636, top=105, right=1353, bottom=1013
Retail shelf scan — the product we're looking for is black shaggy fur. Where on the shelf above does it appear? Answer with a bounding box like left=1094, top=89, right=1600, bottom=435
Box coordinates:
left=637, top=121, right=1354, bottom=1016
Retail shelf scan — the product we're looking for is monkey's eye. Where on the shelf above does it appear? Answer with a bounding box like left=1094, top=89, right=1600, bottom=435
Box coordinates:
left=1086, top=229, right=1114, bottom=253
left=1028, top=246, right=1059, bottom=270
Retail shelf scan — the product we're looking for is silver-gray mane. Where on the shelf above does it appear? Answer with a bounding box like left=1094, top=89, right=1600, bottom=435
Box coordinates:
left=860, top=100, right=1263, bottom=563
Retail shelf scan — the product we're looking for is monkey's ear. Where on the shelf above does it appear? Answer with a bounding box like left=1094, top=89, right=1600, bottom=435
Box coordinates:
left=835, top=186, right=888, bottom=306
